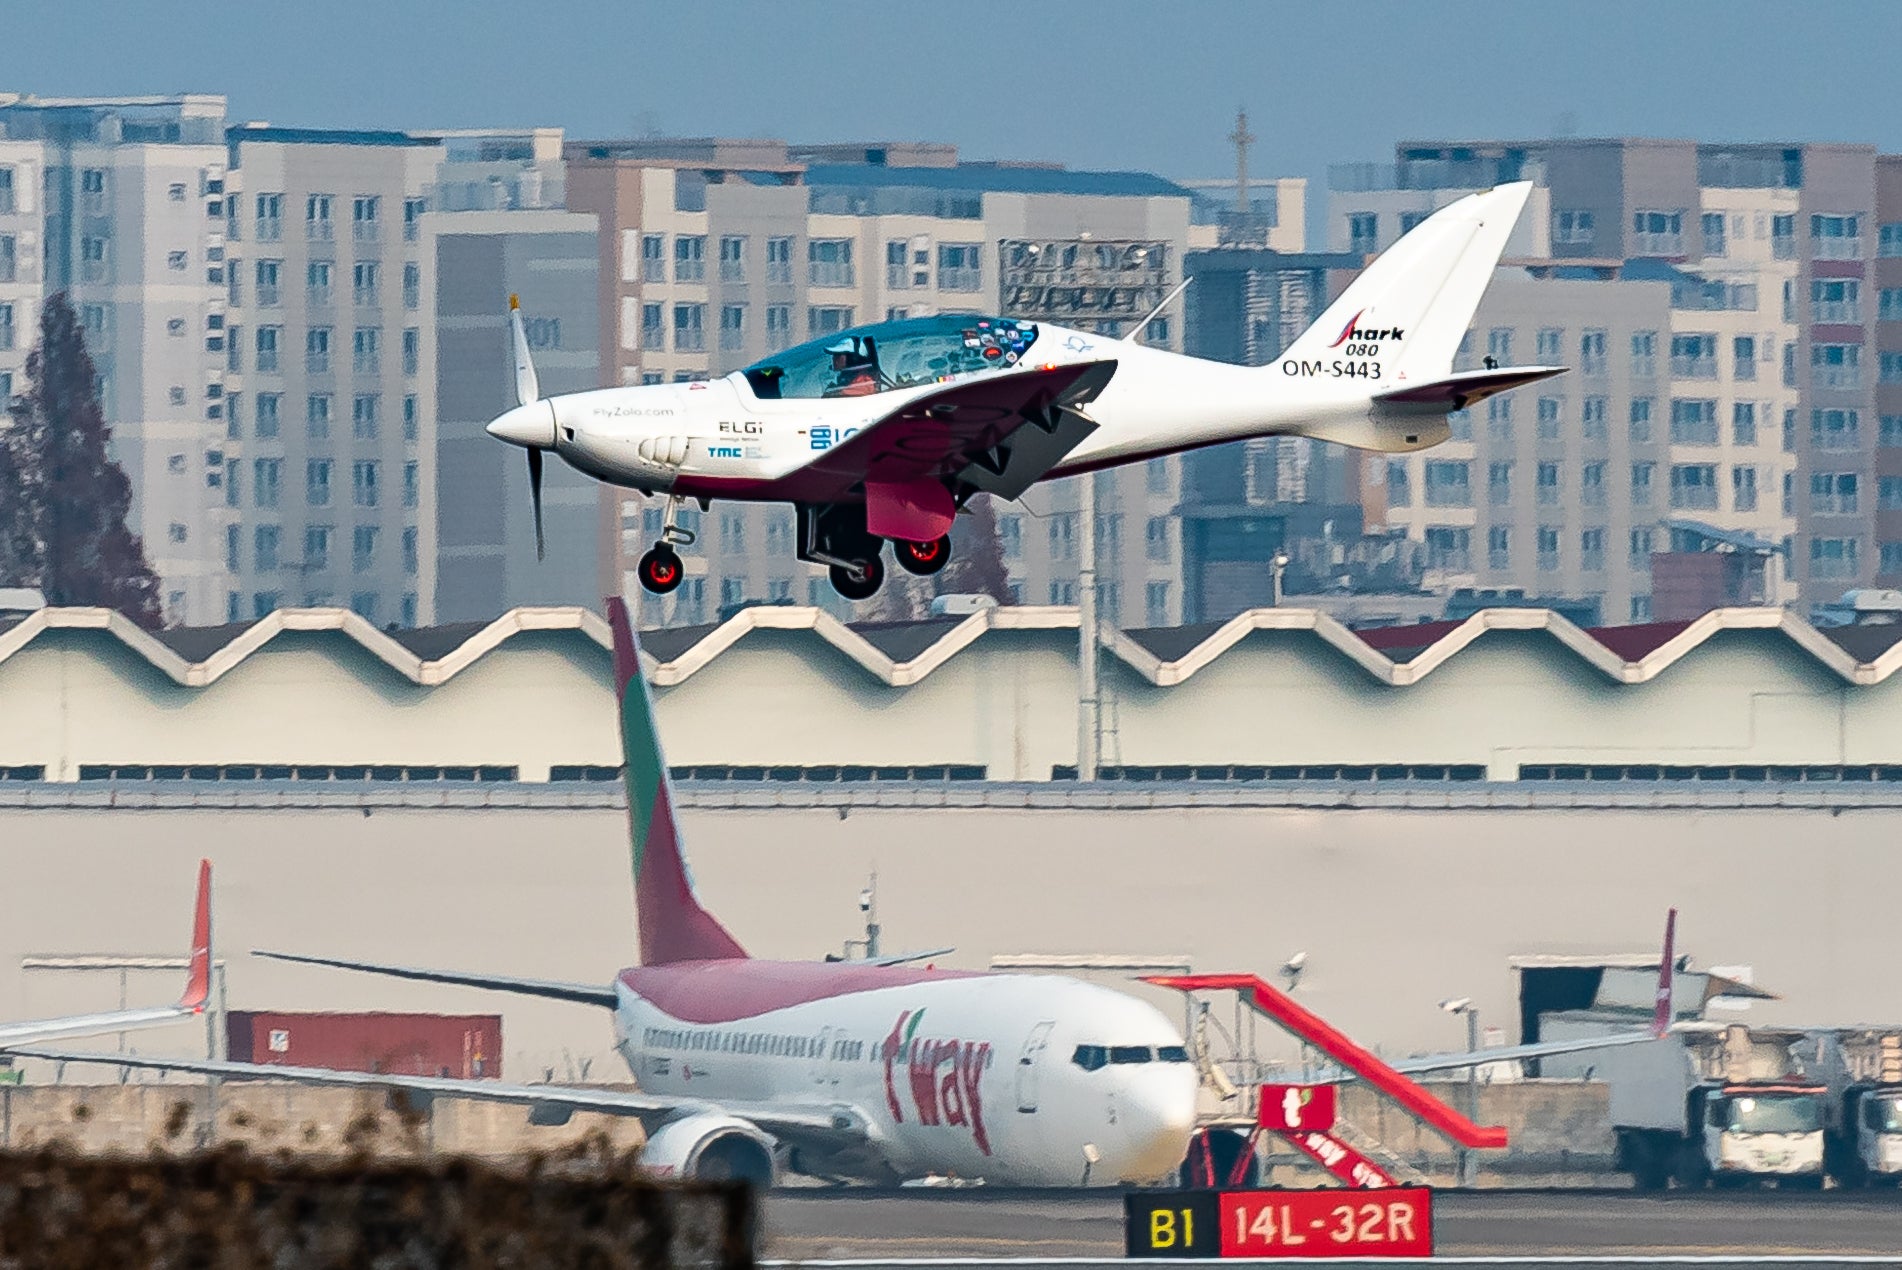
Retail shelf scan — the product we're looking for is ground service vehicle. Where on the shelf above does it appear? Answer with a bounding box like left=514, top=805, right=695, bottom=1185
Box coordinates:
left=1597, top=1024, right=1827, bottom=1190
left=1823, top=1030, right=1902, bottom=1187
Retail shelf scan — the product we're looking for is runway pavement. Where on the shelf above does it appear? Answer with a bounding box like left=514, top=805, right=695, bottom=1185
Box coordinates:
left=760, top=1189, right=1902, bottom=1260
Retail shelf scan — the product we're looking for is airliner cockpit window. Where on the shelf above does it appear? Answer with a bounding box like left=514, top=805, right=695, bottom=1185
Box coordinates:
left=1072, top=1044, right=1108, bottom=1072
left=742, top=314, right=1040, bottom=400
left=1109, top=1046, right=1153, bottom=1065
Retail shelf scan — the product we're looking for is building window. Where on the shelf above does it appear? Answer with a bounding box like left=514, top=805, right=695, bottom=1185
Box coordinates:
left=353, top=525, right=379, bottom=572
left=674, top=234, right=706, bottom=282
left=1347, top=213, right=1378, bottom=255
left=1581, top=461, right=1606, bottom=506
left=1580, top=527, right=1605, bottom=572
left=1552, top=209, right=1594, bottom=246
left=307, top=459, right=333, bottom=507
left=1486, top=525, right=1510, bottom=569
left=885, top=240, right=910, bottom=289
left=938, top=243, right=981, bottom=292
left=1730, top=401, right=1757, bottom=446
left=1701, top=211, right=1727, bottom=257
left=306, top=194, right=334, bottom=241
left=1810, top=536, right=1861, bottom=578
left=1486, top=328, right=1513, bottom=365
left=673, top=303, right=705, bottom=352
left=1629, top=330, right=1657, bottom=377
left=766, top=236, right=793, bottom=285
left=1882, top=415, right=1902, bottom=448
left=1144, top=581, right=1170, bottom=627
left=1424, top=526, right=1470, bottom=571
left=254, top=524, right=281, bottom=573
left=1631, top=209, right=1684, bottom=255
left=0, top=235, right=14, bottom=286
left=351, top=593, right=379, bottom=623
left=1536, top=461, right=1559, bottom=506
left=719, top=235, right=747, bottom=283
left=307, top=393, right=332, bottom=439
left=0, top=167, right=14, bottom=215
left=1581, top=395, right=1607, bottom=440
left=353, top=460, right=379, bottom=508
left=998, top=514, right=1022, bottom=559
left=352, top=394, right=379, bottom=440
left=1487, top=461, right=1512, bottom=506
left=305, top=327, right=331, bottom=374
left=1535, top=396, right=1560, bottom=441
left=79, top=235, right=108, bottom=282
left=642, top=302, right=665, bottom=350
left=1670, top=333, right=1718, bottom=379
left=1813, top=471, right=1859, bottom=515
left=253, top=258, right=282, bottom=307
left=1733, top=465, right=1758, bottom=512
left=1386, top=459, right=1411, bottom=507
left=1732, top=335, right=1757, bottom=382
left=1670, top=398, right=1719, bottom=445
left=403, top=395, right=418, bottom=442
left=641, top=234, right=665, bottom=282
left=765, top=304, right=790, bottom=343
left=352, top=261, right=379, bottom=307
left=253, top=392, right=280, bottom=439
left=1882, top=223, right=1902, bottom=258
left=808, top=306, right=853, bottom=337
left=1812, top=277, right=1862, bottom=324
left=402, top=262, right=421, bottom=311
left=1783, top=471, right=1796, bottom=514
left=808, top=239, right=855, bottom=288
left=403, top=461, right=418, bottom=509
left=353, top=327, right=380, bottom=374
left=1424, top=460, right=1470, bottom=507
left=1579, top=329, right=1607, bottom=375
left=351, top=195, right=380, bottom=243
left=1047, top=513, right=1075, bottom=561
left=1632, top=461, right=1655, bottom=506
left=719, top=304, right=745, bottom=351
left=305, top=525, right=332, bottom=572
left=253, top=458, right=282, bottom=509
left=1669, top=463, right=1718, bottom=510
left=1812, top=344, right=1863, bottom=390
left=1536, top=525, right=1560, bottom=571
left=1882, top=541, right=1902, bottom=574
left=402, top=327, right=419, bottom=376
left=1536, top=327, right=1563, bottom=362
left=1144, top=516, right=1171, bottom=562
left=1630, top=527, right=1656, bottom=570
left=1882, top=352, right=1902, bottom=384
left=1625, top=397, right=1653, bottom=444
left=402, top=527, right=418, bottom=576
left=403, top=196, right=426, bottom=242
left=1811, top=213, right=1862, bottom=260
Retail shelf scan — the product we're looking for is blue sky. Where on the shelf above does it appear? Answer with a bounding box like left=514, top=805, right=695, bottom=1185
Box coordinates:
left=5, top=0, right=1899, bottom=194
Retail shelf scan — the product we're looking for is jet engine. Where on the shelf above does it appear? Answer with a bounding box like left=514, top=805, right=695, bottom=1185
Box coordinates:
left=640, top=1112, right=777, bottom=1187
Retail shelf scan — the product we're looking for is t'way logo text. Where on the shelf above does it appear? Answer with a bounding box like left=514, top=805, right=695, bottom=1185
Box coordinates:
left=880, top=1009, right=993, bottom=1155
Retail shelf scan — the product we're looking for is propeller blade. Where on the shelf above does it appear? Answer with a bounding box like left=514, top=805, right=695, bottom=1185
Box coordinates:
left=509, top=293, right=540, bottom=407
left=527, top=445, right=545, bottom=561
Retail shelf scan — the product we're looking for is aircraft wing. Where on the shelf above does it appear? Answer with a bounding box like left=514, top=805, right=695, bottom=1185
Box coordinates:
left=1375, top=365, right=1565, bottom=410
left=1304, top=1027, right=1662, bottom=1084
left=1, top=859, right=213, bottom=1053
left=6, top=1046, right=856, bottom=1142
left=253, top=950, right=617, bottom=1009
left=780, top=360, right=1118, bottom=536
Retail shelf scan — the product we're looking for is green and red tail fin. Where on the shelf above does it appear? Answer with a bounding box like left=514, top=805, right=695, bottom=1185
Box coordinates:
left=607, top=597, right=748, bottom=966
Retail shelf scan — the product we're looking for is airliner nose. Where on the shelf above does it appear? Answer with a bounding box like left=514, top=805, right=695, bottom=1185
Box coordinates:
left=486, top=400, right=557, bottom=449
left=1122, top=1074, right=1200, bottom=1179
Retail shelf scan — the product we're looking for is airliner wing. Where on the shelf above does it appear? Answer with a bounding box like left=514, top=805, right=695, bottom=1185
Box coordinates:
left=1303, top=1027, right=1661, bottom=1085
left=780, top=360, right=1118, bottom=536
left=5, top=1046, right=854, bottom=1141
left=253, top=950, right=617, bottom=1009
left=0, top=860, right=213, bottom=1052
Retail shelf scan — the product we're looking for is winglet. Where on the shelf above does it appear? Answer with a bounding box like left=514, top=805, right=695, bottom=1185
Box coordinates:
left=179, top=859, right=212, bottom=1013
left=1652, top=907, right=1677, bottom=1039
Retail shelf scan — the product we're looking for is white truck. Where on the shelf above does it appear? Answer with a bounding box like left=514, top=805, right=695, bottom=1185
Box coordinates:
left=1821, top=1029, right=1902, bottom=1187
left=1543, top=1020, right=1827, bottom=1189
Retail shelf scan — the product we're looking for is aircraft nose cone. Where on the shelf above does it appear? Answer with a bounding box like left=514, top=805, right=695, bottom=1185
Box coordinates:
left=1120, top=1073, right=1200, bottom=1180
left=486, top=401, right=557, bottom=449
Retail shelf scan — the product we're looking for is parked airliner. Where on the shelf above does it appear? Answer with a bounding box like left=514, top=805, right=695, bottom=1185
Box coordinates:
left=488, top=183, right=1559, bottom=600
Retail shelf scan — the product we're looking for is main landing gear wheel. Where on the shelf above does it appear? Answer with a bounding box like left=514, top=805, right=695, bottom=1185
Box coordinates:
left=895, top=534, right=952, bottom=577
left=828, top=553, right=885, bottom=601
left=637, top=546, right=684, bottom=595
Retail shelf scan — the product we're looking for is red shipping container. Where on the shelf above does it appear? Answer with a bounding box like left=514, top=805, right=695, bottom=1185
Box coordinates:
left=226, top=1011, right=502, bottom=1079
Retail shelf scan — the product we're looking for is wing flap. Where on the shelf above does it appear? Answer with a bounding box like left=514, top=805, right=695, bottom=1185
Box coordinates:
left=254, top=950, right=618, bottom=1009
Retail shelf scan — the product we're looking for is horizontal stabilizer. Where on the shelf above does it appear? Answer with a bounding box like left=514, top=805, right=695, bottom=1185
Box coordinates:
left=254, top=950, right=617, bottom=1009
left=1376, top=365, right=1565, bottom=410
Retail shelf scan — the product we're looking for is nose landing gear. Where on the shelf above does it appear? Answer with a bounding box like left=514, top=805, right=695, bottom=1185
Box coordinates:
left=636, top=495, right=697, bottom=596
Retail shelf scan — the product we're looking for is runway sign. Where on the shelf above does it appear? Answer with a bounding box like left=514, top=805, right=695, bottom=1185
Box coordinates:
left=1125, top=1188, right=1432, bottom=1259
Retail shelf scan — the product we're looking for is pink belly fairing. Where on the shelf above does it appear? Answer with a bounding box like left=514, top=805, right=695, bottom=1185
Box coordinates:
left=616, top=959, right=983, bottom=1023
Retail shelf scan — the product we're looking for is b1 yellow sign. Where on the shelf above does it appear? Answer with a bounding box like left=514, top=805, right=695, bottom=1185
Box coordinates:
left=1125, top=1189, right=1433, bottom=1259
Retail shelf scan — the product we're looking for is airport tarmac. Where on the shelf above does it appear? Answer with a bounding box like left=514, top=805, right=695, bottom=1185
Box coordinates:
left=760, top=1189, right=1902, bottom=1259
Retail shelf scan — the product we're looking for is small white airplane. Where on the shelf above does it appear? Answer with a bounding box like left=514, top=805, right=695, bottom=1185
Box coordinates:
left=488, top=182, right=1560, bottom=600
left=0, top=860, right=211, bottom=1050
left=13, top=656, right=1677, bottom=1186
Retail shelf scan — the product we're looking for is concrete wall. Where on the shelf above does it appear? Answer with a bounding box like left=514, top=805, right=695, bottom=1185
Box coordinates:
left=2, top=795, right=1900, bottom=1081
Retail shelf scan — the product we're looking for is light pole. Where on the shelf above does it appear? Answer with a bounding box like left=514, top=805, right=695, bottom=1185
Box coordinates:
left=1440, top=997, right=1480, bottom=1187
left=1269, top=551, right=1290, bottom=607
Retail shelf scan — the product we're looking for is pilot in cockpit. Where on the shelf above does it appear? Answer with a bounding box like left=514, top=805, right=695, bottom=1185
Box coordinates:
left=826, top=337, right=883, bottom=397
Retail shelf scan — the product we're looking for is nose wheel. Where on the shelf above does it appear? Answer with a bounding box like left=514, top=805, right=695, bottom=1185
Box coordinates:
left=828, top=552, right=885, bottom=601
left=637, top=545, right=684, bottom=595
left=895, top=534, right=952, bottom=577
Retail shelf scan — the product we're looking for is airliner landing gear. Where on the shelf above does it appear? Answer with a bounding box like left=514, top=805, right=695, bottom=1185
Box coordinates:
left=895, top=534, right=952, bottom=577
left=636, top=495, right=696, bottom=596
left=829, top=553, right=885, bottom=601
left=798, top=503, right=889, bottom=601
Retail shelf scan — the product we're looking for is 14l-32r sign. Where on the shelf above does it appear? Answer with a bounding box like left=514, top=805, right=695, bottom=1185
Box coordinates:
left=1125, top=1188, right=1433, bottom=1259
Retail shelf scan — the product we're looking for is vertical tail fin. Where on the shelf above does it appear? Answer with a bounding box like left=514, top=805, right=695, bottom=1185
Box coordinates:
left=1278, top=182, right=1533, bottom=382
left=607, top=597, right=748, bottom=966
left=1652, top=908, right=1677, bottom=1039
left=178, top=858, right=212, bottom=1012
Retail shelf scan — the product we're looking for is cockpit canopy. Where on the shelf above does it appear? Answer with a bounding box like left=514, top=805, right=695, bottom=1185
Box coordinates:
left=743, top=314, right=1040, bottom=400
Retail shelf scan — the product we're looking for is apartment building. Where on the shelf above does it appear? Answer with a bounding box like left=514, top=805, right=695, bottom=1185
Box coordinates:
left=0, top=95, right=231, bottom=624
left=1334, top=139, right=1875, bottom=612
left=1874, top=158, right=1902, bottom=581
left=564, top=139, right=1217, bottom=627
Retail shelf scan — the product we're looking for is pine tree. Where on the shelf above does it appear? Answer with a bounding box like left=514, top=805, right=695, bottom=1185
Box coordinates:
left=932, top=494, right=1014, bottom=604
left=3, top=294, right=162, bottom=626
